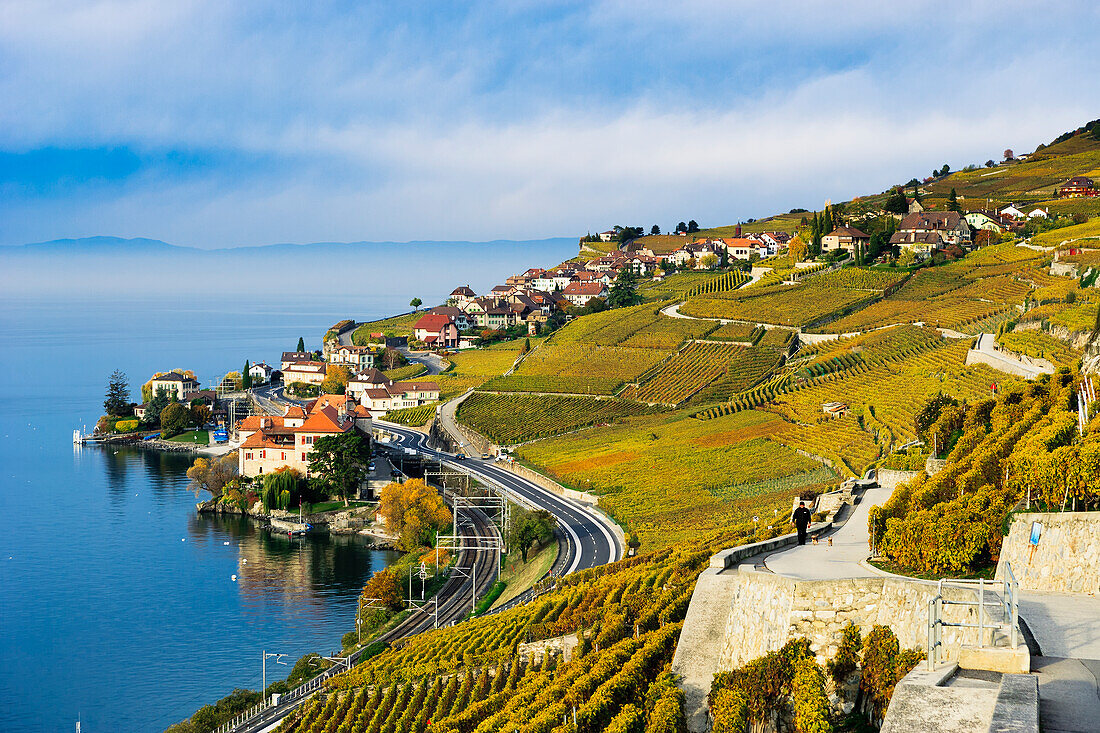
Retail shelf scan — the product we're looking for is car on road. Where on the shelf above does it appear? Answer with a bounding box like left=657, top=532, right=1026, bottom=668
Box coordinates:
left=480, top=452, right=492, bottom=460
left=455, top=453, right=466, bottom=460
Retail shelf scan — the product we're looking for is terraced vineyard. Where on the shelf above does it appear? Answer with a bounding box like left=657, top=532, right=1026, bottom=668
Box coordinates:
left=620, top=342, right=745, bottom=404
left=383, top=402, right=437, bottom=426
left=553, top=302, right=716, bottom=349
left=998, top=330, right=1076, bottom=365
left=806, top=267, right=909, bottom=292
left=483, top=344, right=667, bottom=395
left=689, top=346, right=785, bottom=403
left=682, top=269, right=749, bottom=297
left=681, top=284, right=876, bottom=327
left=279, top=541, right=733, bottom=733
left=517, top=409, right=819, bottom=548
left=707, top=322, right=763, bottom=343
left=457, top=393, right=660, bottom=443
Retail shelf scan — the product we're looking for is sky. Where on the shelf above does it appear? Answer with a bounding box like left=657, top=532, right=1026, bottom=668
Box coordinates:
left=1, top=0, right=1099, bottom=248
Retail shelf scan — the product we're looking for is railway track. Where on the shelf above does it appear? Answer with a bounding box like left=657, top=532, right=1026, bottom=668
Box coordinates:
left=225, top=506, right=499, bottom=733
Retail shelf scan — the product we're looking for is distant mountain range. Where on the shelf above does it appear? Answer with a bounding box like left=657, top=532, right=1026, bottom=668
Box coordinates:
left=0, top=236, right=578, bottom=299
left=5, top=235, right=573, bottom=254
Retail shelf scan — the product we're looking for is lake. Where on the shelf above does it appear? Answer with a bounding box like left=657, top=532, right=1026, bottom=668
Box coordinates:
left=0, top=235, right=577, bottom=733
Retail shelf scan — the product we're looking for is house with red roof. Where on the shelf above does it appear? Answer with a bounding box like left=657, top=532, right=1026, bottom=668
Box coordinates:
left=413, top=313, right=459, bottom=348
left=237, top=399, right=370, bottom=478
left=1057, top=176, right=1097, bottom=198
left=562, top=281, right=609, bottom=307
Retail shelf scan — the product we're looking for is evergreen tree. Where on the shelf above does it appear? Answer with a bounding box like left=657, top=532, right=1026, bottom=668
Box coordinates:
left=687, top=219, right=699, bottom=233
left=143, top=388, right=173, bottom=427
left=884, top=188, right=908, bottom=214
left=650, top=224, right=660, bottom=235
left=296, top=336, right=306, bottom=353
left=242, top=360, right=252, bottom=390
left=675, top=221, right=687, bottom=234
left=608, top=268, right=642, bottom=309
left=948, top=188, right=960, bottom=212
left=103, top=369, right=131, bottom=416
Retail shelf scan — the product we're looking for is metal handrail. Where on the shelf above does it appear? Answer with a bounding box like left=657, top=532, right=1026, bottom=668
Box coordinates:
left=926, top=562, right=1019, bottom=669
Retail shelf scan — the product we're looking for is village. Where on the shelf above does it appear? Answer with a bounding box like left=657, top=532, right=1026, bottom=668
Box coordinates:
left=94, top=171, right=1098, bottom=491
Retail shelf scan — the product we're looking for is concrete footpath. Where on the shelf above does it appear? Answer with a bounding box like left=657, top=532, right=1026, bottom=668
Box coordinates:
left=761, top=481, right=1100, bottom=733
left=762, top=484, right=895, bottom=579
left=1018, top=592, right=1100, bottom=733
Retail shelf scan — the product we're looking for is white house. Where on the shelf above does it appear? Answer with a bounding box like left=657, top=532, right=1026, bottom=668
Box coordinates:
left=1027, top=208, right=1049, bottom=219
left=248, top=362, right=274, bottom=384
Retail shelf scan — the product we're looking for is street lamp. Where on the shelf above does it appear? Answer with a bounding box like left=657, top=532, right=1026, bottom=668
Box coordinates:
left=262, top=651, right=288, bottom=703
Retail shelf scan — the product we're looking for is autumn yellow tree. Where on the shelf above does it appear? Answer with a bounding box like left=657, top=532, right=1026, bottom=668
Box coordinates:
left=379, top=479, right=453, bottom=551
left=320, top=365, right=352, bottom=395
left=359, top=566, right=403, bottom=613
left=186, top=452, right=239, bottom=498
left=788, top=235, right=808, bottom=263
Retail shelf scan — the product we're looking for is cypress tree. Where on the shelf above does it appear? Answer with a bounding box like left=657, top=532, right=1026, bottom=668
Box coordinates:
left=297, top=336, right=306, bottom=353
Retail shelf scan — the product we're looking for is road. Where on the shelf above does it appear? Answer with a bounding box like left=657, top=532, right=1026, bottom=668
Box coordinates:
left=376, top=419, right=620, bottom=576
left=397, top=348, right=447, bottom=375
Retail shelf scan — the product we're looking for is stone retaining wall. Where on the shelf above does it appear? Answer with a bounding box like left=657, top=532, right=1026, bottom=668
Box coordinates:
left=717, top=571, right=989, bottom=670
left=876, top=469, right=920, bottom=487
left=997, top=511, right=1100, bottom=594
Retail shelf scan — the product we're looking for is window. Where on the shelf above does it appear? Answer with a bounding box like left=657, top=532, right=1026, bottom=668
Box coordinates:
left=302, top=453, right=307, bottom=461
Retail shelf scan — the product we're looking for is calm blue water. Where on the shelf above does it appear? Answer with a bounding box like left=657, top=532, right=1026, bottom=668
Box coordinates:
left=0, top=295, right=407, bottom=732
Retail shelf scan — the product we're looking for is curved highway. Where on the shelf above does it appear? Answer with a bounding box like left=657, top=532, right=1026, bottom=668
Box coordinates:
left=377, top=420, right=621, bottom=576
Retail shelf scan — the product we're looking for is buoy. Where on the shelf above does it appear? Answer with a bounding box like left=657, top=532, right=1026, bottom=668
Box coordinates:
left=181, top=538, right=186, bottom=542
left=223, top=541, right=230, bottom=546
left=231, top=575, right=237, bottom=581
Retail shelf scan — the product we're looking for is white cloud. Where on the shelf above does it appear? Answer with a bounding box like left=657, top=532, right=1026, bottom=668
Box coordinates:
left=0, top=1, right=1098, bottom=246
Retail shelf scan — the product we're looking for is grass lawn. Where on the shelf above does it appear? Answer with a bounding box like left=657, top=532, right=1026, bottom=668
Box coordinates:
left=304, top=500, right=371, bottom=514
left=351, top=312, right=421, bottom=344
left=167, top=430, right=209, bottom=444
left=491, top=540, right=556, bottom=609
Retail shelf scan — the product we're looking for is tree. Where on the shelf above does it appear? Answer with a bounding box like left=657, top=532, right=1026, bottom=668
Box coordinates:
left=650, top=225, right=660, bottom=235
left=788, top=236, right=808, bottom=263
left=520, top=337, right=530, bottom=355
left=985, top=159, right=995, bottom=168
left=947, top=188, right=960, bottom=212
left=382, top=347, right=406, bottom=370
left=262, top=467, right=303, bottom=512
left=379, top=479, right=452, bottom=551
left=103, top=370, right=131, bottom=416
left=1003, top=149, right=1014, bottom=161
left=675, top=221, right=687, bottom=234
left=160, top=402, right=189, bottom=438
left=190, top=404, right=212, bottom=427
left=320, top=364, right=351, bottom=394
left=700, top=252, right=718, bottom=269
left=607, top=268, right=642, bottom=309
left=308, top=431, right=371, bottom=506
left=360, top=567, right=404, bottom=612
left=187, top=452, right=240, bottom=498
left=297, top=337, right=306, bottom=353
left=687, top=220, right=699, bottom=233
left=507, top=508, right=556, bottom=562
left=884, top=188, right=908, bottom=214
left=143, top=387, right=173, bottom=427
left=410, top=297, right=423, bottom=311
left=242, top=360, right=252, bottom=390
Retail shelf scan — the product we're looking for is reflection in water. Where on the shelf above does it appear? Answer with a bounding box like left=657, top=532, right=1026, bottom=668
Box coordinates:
left=1, top=296, right=410, bottom=733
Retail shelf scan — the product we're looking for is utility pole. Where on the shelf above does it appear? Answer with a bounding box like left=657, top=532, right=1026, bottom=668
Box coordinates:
left=262, top=651, right=287, bottom=703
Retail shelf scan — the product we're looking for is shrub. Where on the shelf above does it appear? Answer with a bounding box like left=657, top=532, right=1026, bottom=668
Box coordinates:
left=115, top=419, right=140, bottom=432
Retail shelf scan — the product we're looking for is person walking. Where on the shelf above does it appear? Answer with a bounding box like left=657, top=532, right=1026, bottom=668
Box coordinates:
left=793, top=501, right=812, bottom=546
